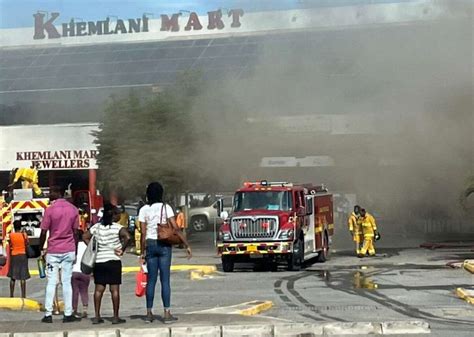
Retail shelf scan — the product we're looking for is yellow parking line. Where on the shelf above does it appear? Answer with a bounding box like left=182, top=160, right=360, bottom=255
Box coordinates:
left=188, top=300, right=273, bottom=316
left=239, top=300, right=273, bottom=316
left=28, top=265, right=217, bottom=274
left=455, top=287, right=474, bottom=305
left=0, top=298, right=43, bottom=311
left=28, top=265, right=216, bottom=277
left=122, top=265, right=217, bottom=274
left=463, top=261, right=474, bottom=274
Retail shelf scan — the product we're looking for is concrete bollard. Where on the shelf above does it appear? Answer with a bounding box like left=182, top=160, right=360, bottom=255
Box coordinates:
left=14, top=333, right=64, bottom=337
left=381, top=320, right=430, bottom=334
left=274, top=323, right=324, bottom=336
left=171, top=326, right=220, bottom=337
left=222, top=325, right=273, bottom=337
left=68, top=330, right=118, bottom=337
left=323, top=322, right=382, bottom=335
left=120, top=328, right=170, bottom=337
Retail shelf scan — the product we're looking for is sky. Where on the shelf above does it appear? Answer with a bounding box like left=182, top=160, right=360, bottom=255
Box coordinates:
left=0, top=0, right=414, bottom=29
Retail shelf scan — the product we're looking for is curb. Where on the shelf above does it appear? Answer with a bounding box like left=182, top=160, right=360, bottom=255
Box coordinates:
left=455, top=287, right=474, bottom=305
left=0, top=298, right=43, bottom=311
left=463, top=260, right=474, bottom=274
left=0, top=321, right=430, bottom=336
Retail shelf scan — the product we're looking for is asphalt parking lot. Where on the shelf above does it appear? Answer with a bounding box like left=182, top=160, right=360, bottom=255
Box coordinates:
left=1, top=232, right=474, bottom=336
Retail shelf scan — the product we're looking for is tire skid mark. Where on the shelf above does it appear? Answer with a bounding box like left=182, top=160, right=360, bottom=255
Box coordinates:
left=310, top=269, right=474, bottom=327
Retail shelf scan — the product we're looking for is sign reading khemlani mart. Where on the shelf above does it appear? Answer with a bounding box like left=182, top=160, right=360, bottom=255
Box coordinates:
left=33, top=9, right=244, bottom=39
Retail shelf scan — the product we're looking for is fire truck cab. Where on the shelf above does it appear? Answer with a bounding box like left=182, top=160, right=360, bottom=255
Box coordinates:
left=217, top=181, right=334, bottom=272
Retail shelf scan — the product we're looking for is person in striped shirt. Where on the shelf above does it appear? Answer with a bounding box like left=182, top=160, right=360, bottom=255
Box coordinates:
left=85, top=203, right=130, bottom=325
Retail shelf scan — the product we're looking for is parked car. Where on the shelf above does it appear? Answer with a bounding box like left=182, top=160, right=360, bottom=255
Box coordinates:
left=188, top=196, right=233, bottom=232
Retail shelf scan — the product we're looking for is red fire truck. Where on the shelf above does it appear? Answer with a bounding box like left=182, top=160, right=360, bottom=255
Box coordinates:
left=217, top=181, right=334, bottom=272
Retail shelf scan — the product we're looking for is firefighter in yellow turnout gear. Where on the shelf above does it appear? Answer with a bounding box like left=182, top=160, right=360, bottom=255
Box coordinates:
left=358, top=208, right=378, bottom=257
left=348, top=205, right=363, bottom=255
left=8, top=165, right=42, bottom=197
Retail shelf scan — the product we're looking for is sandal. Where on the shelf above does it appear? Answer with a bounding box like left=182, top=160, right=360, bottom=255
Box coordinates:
left=162, top=314, right=178, bottom=324
left=144, top=315, right=154, bottom=323
left=112, top=317, right=126, bottom=325
left=91, top=317, right=104, bottom=325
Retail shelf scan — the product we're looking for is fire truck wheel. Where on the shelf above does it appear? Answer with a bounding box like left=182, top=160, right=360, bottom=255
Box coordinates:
left=287, top=239, right=304, bottom=271
left=222, top=256, right=235, bottom=272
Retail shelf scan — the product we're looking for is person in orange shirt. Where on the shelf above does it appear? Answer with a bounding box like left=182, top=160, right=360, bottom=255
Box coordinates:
left=176, top=207, right=186, bottom=230
left=176, top=207, right=187, bottom=248
left=8, top=220, right=31, bottom=298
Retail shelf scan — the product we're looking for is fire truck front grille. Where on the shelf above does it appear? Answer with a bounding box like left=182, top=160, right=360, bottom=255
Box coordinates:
left=231, top=216, right=279, bottom=239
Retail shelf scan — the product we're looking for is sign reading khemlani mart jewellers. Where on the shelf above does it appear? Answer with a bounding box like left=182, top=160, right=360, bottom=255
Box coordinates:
left=33, top=9, right=244, bottom=40
left=16, top=150, right=98, bottom=169
left=0, top=124, right=99, bottom=171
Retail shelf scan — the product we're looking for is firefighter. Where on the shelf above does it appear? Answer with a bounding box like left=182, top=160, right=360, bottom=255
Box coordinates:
left=348, top=205, right=362, bottom=255
left=358, top=208, right=378, bottom=257
left=78, top=208, right=89, bottom=232
left=7, top=164, right=42, bottom=197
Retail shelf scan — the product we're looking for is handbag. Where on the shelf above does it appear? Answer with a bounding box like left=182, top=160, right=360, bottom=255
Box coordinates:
left=0, top=255, right=6, bottom=267
left=135, top=262, right=148, bottom=297
left=23, top=233, right=36, bottom=258
left=157, top=204, right=182, bottom=245
left=81, top=225, right=100, bottom=275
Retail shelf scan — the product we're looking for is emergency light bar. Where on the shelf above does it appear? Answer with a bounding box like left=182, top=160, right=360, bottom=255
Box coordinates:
left=243, top=181, right=293, bottom=188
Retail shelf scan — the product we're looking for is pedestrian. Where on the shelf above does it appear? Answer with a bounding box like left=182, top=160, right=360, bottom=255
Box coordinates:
left=84, top=203, right=130, bottom=325
left=358, top=208, right=379, bottom=257
left=139, top=182, right=192, bottom=323
left=347, top=205, right=362, bottom=256
left=39, top=185, right=81, bottom=323
left=8, top=220, right=30, bottom=298
left=175, top=207, right=187, bottom=248
left=72, top=231, right=90, bottom=318
left=175, top=207, right=186, bottom=230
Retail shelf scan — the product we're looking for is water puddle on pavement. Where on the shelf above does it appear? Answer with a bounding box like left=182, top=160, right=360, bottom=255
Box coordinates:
left=310, top=266, right=380, bottom=290
left=352, top=271, right=378, bottom=289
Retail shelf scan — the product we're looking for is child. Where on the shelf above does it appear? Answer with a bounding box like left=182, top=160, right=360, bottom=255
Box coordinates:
left=72, top=231, right=90, bottom=318
left=8, top=220, right=30, bottom=298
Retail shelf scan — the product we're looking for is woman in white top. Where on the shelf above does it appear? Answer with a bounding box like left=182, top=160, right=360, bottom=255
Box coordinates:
left=139, top=182, right=191, bottom=323
left=84, top=203, right=130, bottom=325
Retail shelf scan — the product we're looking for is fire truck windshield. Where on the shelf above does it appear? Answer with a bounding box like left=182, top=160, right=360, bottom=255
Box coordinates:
left=233, top=191, right=292, bottom=211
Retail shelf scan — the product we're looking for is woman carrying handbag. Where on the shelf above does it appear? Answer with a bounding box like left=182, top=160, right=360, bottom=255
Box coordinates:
left=139, top=182, right=192, bottom=323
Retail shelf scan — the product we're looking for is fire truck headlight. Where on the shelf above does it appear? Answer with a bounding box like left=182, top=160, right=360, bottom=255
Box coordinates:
left=279, top=229, right=294, bottom=240
left=219, top=231, right=231, bottom=241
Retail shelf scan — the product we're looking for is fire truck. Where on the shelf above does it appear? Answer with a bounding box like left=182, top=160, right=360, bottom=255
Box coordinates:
left=217, top=181, right=334, bottom=272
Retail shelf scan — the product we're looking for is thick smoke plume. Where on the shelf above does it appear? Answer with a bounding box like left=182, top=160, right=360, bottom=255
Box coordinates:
left=189, top=1, right=473, bottom=244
